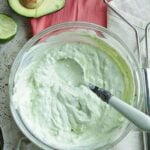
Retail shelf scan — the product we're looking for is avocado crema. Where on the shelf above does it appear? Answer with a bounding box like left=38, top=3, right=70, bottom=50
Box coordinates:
left=12, top=31, right=135, bottom=149
left=8, top=0, right=65, bottom=17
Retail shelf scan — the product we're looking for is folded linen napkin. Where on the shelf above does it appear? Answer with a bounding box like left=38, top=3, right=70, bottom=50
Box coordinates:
left=107, top=0, right=150, bottom=66
left=30, top=0, right=107, bottom=35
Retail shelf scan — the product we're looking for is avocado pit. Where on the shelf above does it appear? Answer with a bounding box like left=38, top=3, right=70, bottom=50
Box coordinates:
left=20, top=0, right=44, bottom=9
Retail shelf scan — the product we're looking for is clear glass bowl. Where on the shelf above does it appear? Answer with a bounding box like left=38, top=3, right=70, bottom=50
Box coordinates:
left=9, top=22, right=144, bottom=150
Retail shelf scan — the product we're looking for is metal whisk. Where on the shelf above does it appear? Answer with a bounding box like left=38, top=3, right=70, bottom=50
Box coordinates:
left=103, top=0, right=150, bottom=149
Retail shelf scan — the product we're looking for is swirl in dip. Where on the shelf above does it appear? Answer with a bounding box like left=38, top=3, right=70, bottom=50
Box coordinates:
left=12, top=31, right=135, bottom=150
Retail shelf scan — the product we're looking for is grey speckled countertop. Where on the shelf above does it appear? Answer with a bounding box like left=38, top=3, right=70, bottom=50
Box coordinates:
left=0, top=1, right=41, bottom=149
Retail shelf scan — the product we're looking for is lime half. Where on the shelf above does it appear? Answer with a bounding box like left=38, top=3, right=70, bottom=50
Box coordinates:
left=0, top=14, right=17, bottom=42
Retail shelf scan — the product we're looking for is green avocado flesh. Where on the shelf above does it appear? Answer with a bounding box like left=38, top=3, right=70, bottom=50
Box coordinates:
left=8, top=0, right=65, bottom=18
left=12, top=31, right=135, bottom=149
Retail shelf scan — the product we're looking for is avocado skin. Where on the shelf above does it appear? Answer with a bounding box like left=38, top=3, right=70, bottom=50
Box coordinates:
left=8, top=0, right=66, bottom=18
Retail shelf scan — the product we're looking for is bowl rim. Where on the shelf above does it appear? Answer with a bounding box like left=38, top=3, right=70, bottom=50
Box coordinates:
left=9, top=21, right=144, bottom=150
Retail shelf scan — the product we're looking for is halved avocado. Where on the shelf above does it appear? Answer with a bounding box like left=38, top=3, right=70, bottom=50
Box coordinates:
left=8, top=0, right=66, bottom=18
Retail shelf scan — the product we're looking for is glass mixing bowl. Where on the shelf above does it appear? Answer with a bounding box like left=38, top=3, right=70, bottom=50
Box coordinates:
left=9, top=22, right=144, bottom=150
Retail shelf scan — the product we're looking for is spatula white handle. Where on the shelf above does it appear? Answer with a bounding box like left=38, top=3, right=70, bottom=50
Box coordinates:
left=109, top=96, right=150, bottom=131
left=90, top=85, right=150, bottom=131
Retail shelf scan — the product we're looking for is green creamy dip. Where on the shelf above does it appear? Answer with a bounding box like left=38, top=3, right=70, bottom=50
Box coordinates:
left=12, top=32, right=135, bottom=149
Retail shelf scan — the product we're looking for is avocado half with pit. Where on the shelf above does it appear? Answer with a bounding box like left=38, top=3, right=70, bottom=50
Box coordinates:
left=8, top=0, right=66, bottom=18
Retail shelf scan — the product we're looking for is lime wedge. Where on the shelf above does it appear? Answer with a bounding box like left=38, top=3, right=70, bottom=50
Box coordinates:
left=0, top=14, right=17, bottom=42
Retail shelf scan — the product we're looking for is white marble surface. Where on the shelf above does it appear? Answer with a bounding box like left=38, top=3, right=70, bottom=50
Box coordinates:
left=0, top=0, right=146, bottom=150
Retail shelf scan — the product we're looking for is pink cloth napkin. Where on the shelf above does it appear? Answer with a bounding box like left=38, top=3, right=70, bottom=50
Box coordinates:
left=30, top=0, right=107, bottom=35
